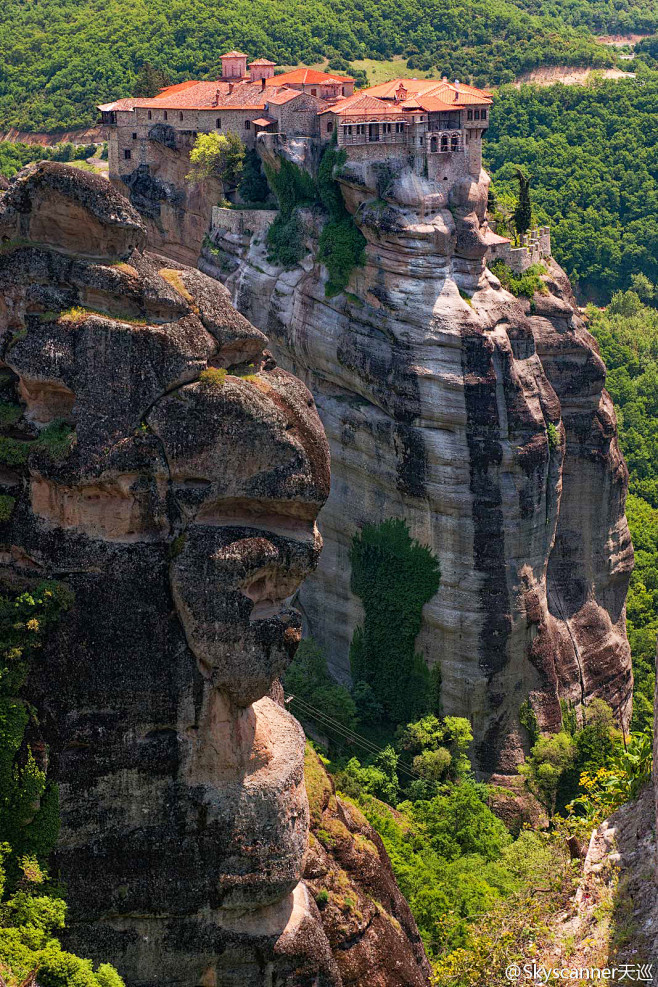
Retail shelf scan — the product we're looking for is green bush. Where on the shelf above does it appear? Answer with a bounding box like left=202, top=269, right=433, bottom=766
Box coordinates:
left=490, top=260, right=547, bottom=298
left=284, top=638, right=358, bottom=732
left=349, top=519, right=440, bottom=727
left=317, top=142, right=366, bottom=297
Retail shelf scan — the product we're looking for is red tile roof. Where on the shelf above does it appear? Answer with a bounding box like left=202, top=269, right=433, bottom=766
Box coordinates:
left=222, top=50, right=248, bottom=58
left=320, top=92, right=408, bottom=117
left=252, top=117, right=276, bottom=127
left=265, top=68, right=353, bottom=86
left=126, top=80, right=271, bottom=111
left=266, top=88, right=306, bottom=105
left=364, top=78, right=492, bottom=105
left=98, top=98, right=138, bottom=112
left=249, top=58, right=276, bottom=66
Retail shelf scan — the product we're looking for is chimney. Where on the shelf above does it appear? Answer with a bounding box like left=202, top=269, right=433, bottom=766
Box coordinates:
left=228, top=82, right=234, bottom=94
left=214, top=89, right=221, bottom=107
left=261, top=76, right=266, bottom=90
left=442, top=75, right=448, bottom=82
left=454, top=79, right=460, bottom=101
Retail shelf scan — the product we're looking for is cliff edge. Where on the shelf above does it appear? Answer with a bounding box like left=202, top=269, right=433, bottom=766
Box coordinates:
left=203, top=145, right=634, bottom=774
left=0, top=163, right=430, bottom=987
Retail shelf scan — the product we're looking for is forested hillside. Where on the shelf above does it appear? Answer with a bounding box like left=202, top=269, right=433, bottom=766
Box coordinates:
left=486, top=75, right=658, bottom=302
left=588, top=295, right=658, bottom=731
left=0, top=0, right=646, bottom=132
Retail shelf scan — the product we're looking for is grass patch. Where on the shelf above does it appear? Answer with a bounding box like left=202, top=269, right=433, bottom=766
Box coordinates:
left=459, top=288, right=474, bottom=307
left=0, top=404, right=22, bottom=428
left=59, top=305, right=146, bottom=326
left=159, top=268, right=194, bottom=304
left=0, top=495, right=15, bottom=521
left=304, top=744, right=333, bottom=828
left=0, top=419, right=73, bottom=467
left=199, top=367, right=227, bottom=389
left=490, top=260, right=549, bottom=299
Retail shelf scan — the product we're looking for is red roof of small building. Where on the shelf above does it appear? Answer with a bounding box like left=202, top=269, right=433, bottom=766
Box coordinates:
left=252, top=117, right=276, bottom=127
left=249, top=58, right=276, bottom=66
left=319, top=92, right=413, bottom=117
left=364, top=78, right=492, bottom=103
left=266, top=88, right=307, bottom=105
left=265, top=68, right=353, bottom=87
left=222, top=50, right=248, bottom=58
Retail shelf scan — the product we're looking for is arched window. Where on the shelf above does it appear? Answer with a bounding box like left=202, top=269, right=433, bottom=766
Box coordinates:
left=430, top=136, right=438, bottom=152
left=441, top=135, right=448, bottom=152
left=179, top=112, right=184, bottom=121
left=216, top=118, right=221, bottom=128
left=451, top=134, right=459, bottom=151
left=164, top=110, right=168, bottom=121
left=147, top=110, right=152, bottom=120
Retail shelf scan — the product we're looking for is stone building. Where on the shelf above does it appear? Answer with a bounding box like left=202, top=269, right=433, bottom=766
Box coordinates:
left=99, top=52, right=355, bottom=181
left=320, top=78, right=492, bottom=178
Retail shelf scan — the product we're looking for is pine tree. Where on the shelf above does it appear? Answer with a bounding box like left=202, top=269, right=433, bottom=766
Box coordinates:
left=134, top=62, right=170, bottom=98
left=513, top=168, right=532, bottom=237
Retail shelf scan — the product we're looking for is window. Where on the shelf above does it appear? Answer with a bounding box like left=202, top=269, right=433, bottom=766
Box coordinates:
left=164, top=110, right=168, bottom=121
left=311, top=88, right=317, bottom=96
left=245, top=119, right=251, bottom=129
left=481, top=109, right=487, bottom=120
left=346, top=125, right=353, bottom=135
left=326, top=121, right=333, bottom=132
left=179, top=112, right=183, bottom=121
left=356, top=124, right=365, bottom=135
left=342, top=86, right=345, bottom=95
left=383, top=122, right=391, bottom=134
left=132, top=132, right=137, bottom=140
left=147, top=110, right=152, bottom=120
left=474, top=110, right=480, bottom=120
left=467, top=109, right=473, bottom=120
left=395, top=122, right=404, bottom=133
left=124, top=148, right=131, bottom=160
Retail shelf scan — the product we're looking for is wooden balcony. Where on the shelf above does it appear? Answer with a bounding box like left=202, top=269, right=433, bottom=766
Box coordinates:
left=337, top=131, right=408, bottom=147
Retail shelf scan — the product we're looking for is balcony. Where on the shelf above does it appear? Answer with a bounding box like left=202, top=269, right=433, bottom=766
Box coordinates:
left=426, top=130, right=464, bottom=153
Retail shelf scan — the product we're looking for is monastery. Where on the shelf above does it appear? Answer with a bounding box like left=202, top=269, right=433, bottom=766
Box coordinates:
left=100, top=50, right=493, bottom=181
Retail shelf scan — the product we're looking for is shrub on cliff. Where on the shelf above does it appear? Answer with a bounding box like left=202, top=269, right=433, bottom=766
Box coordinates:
left=186, top=132, right=245, bottom=185
left=349, top=519, right=440, bottom=727
left=317, top=142, right=366, bottom=297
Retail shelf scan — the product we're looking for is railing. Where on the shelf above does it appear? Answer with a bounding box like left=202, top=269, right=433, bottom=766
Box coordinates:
left=337, top=131, right=408, bottom=147
left=426, top=130, right=464, bottom=153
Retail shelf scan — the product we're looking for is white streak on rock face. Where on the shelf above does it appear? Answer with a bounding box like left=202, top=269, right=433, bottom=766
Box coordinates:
left=202, top=159, right=633, bottom=776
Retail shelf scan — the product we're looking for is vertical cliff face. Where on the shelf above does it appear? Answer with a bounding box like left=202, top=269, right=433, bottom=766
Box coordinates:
left=0, top=163, right=430, bottom=987
left=202, top=151, right=633, bottom=774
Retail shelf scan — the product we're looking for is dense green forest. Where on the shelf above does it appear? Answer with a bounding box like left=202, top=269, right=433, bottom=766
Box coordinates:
left=0, top=0, right=647, bottom=132
left=588, top=295, right=658, bottom=730
left=486, top=74, right=658, bottom=302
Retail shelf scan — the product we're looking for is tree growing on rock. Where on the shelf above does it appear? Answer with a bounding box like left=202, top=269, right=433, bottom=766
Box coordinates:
left=186, top=132, right=245, bottom=186
left=513, top=167, right=532, bottom=237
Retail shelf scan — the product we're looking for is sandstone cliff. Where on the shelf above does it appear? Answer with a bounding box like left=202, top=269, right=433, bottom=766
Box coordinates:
left=202, top=147, right=633, bottom=775
left=0, top=163, right=430, bottom=987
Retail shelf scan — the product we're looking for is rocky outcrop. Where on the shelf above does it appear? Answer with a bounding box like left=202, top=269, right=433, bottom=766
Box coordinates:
left=304, top=746, right=432, bottom=987
left=115, top=127, right=222, bottom=266
left=204, top=150, right=633, bottom=775
left=0, top=162, right=429, bottom=987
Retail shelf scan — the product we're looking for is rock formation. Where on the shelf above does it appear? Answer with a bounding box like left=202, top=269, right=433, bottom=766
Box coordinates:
left=202, top=146, right=634, bottom=775
left=116, top=127, right=221, bottom=266
left=0, top=163, right=430, bottom=987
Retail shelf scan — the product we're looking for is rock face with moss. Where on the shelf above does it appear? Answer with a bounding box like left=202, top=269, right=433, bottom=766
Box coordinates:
left=202, top=147, right=633, bottom=776
left=0, top=163, right=429, bottom=986
left=303, top=746, right=431, bottom=987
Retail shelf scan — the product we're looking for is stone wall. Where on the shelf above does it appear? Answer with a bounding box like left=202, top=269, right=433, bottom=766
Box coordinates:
left=487, top=226, right=552, bottom=273
left=212, top=205, right=278, bottom=237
